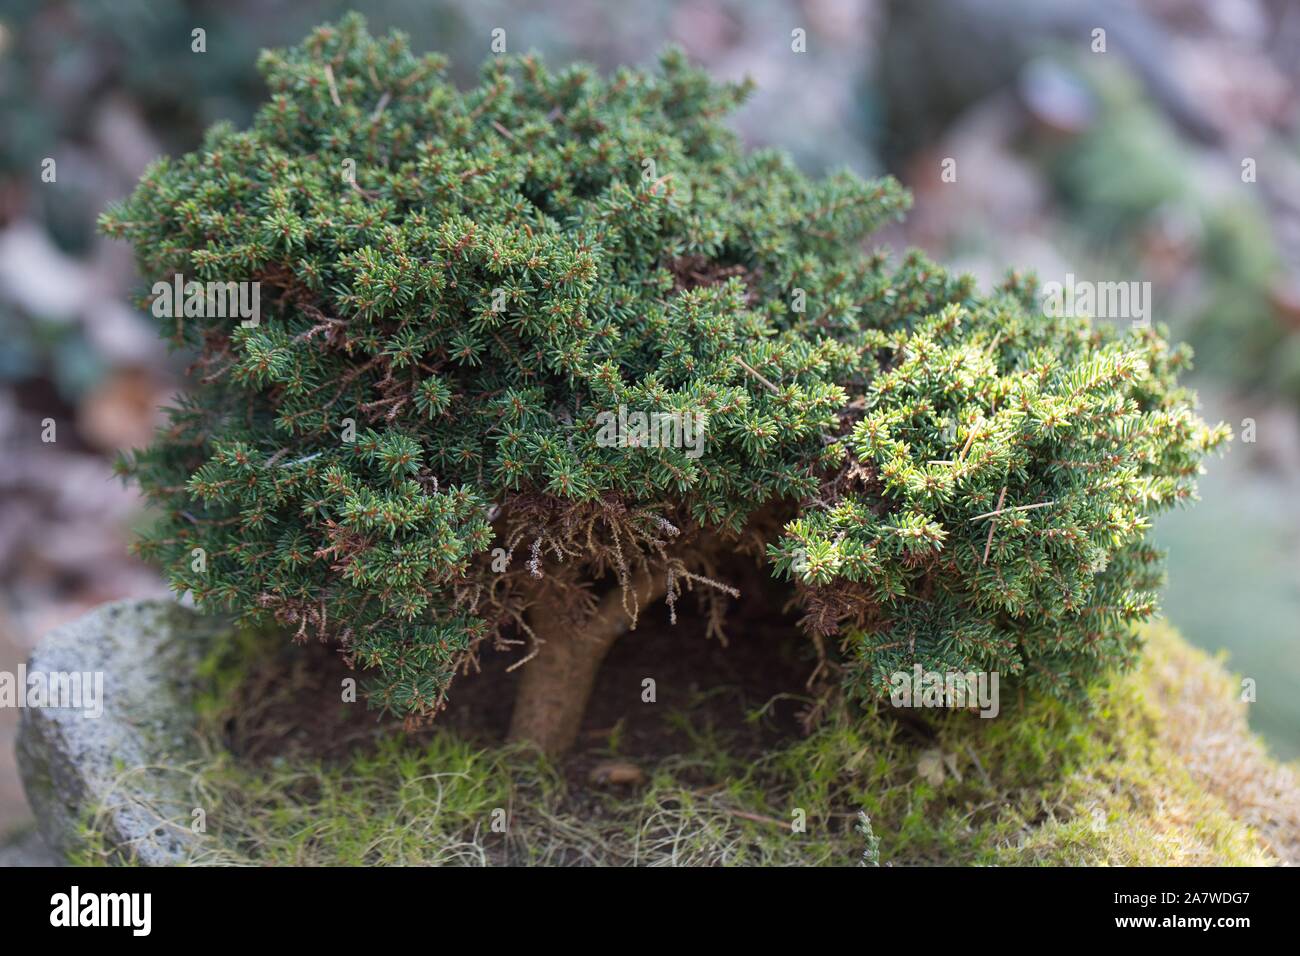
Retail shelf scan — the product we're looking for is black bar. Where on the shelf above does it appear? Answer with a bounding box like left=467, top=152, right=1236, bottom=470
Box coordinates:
left=0, top=865, right=1288, bottom=940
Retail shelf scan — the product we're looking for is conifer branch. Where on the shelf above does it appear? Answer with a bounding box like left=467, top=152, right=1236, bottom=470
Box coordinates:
left=105, top=14, right=1226, bottom=733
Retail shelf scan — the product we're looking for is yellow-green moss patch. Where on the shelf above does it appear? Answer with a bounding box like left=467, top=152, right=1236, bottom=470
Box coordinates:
left=71, top=621, right=1294, bottom=866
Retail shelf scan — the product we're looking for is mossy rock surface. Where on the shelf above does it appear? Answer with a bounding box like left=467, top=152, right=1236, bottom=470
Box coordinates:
left=15, top=600, right=226, bottom=865
left=20, top=600, right=1297, bottom=866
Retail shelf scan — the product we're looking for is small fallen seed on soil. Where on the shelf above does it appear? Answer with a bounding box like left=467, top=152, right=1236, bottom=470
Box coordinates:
left=588, top=761, right=645, bottom=786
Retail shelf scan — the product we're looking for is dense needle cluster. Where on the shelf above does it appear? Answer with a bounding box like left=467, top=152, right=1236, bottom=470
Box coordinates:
left=103, top=15, right=1227, bottom=723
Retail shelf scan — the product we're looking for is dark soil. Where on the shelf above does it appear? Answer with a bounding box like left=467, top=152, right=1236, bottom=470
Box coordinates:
left=216, top=572, right=822, bottom=783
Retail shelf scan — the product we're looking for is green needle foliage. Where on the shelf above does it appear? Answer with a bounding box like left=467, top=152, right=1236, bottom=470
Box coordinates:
left=102, top=15, right=1227, bottom=723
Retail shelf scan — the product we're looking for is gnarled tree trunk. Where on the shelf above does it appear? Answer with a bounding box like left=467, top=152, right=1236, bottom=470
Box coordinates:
left=508, top=570, right=666, bottom=756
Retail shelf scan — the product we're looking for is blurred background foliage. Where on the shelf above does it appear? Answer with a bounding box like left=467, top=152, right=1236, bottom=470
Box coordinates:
left=0, top=0, right=1296, bottom=838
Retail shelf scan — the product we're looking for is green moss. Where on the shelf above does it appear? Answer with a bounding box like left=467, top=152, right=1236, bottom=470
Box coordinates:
left=191, top=621, right=280, bottom=724
left=72, top=620, right=1283, bottom=866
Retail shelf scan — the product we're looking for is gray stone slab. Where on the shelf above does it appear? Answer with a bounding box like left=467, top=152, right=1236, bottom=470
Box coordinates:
left=15, top=599, right=224, bottom=865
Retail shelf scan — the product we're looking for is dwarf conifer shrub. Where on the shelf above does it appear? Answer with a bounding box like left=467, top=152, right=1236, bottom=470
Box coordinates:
left=103, top=15, right=1227, bottom=754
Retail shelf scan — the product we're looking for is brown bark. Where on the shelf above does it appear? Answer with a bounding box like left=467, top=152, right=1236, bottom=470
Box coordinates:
left=507, top=570, right=666, bottom=756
